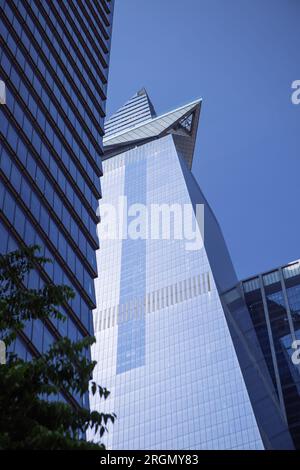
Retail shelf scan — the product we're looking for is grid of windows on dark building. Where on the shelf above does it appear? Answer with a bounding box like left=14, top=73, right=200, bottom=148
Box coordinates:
left=225, top=261, right=300, bottom=449
left=0, top=0, right=114, bottom=408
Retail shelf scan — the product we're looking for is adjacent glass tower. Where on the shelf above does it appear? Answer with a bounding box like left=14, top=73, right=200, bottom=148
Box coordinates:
left=238, top=260, right=300, bottom=448
left=90, top=89, right=293, bottom=449
left=0, top=0, right=114, bottom=408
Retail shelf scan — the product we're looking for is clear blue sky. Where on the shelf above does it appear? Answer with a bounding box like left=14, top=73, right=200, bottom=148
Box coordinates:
left=106, top=0, right=300, bottom=280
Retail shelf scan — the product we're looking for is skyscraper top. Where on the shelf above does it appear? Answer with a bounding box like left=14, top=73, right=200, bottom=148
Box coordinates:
left=104, top=88, right=156, bottom=139
left=103, top=89, right=202, bottom=169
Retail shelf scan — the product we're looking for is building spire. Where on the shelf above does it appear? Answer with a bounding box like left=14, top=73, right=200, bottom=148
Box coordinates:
left=104, top=88, right=156, bottom=139
left=104, top=92, right=202, bottom=169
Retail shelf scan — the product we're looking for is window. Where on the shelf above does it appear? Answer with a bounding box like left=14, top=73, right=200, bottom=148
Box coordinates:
left=30, top=190, right=41, bottom=221
left=14, top=205, right=25, bottom=238
left=7, top=123, right=18, bottom=152
left=3, top=190, right=15, bottom=224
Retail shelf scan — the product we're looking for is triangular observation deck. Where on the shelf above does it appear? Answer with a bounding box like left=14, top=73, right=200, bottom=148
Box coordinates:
left=103, top=89, right=202, bottom=169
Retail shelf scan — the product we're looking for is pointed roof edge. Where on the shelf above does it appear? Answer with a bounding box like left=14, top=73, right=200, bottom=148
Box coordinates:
left=136, top=87, right=148, bottom=97
left=104, top=97, right=202, bottom=143
left=141, top=88, right=156, bottom=118
left=172, top=99, right=202, bottom=169
left=103, top=97, right=202, bottom=170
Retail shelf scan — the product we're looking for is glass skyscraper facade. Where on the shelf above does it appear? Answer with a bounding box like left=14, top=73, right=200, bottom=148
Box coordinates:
left=89, top=89, right=293, bottom=449
left=0, top=0, right=114, bottom=408
left=236, top=261, right=300, bottom=448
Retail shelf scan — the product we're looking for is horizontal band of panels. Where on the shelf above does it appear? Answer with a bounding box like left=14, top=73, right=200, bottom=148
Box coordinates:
left=242, top=260, right=300, bottom=293
left=94, top=272, right=211, bottom=332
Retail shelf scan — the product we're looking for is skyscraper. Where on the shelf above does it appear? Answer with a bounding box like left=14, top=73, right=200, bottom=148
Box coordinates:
left=235, top=260, right=300, bottom=448
left=89, top=89, right=293, bottom=449
left=0, top=0, right=114, bottom=409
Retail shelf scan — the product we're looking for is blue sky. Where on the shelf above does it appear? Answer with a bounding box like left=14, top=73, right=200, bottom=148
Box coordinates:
left=106, top=0, right=300, bottom=279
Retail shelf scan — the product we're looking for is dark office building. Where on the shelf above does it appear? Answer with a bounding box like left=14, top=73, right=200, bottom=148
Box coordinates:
left=0, top=0, right=114, bottom=408
left=238, top=260, right=300, bottom=448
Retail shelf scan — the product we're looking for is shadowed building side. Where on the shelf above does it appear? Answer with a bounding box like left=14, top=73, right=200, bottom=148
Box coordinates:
left=0, top=0, right=114, bottom=409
